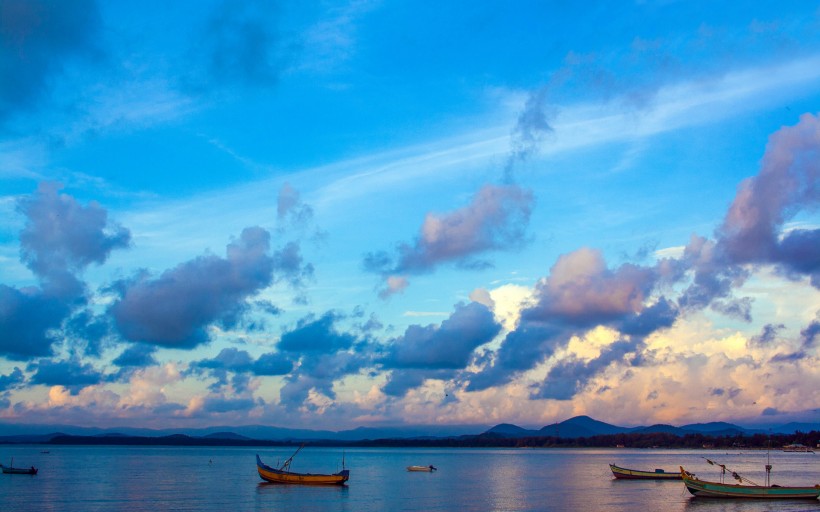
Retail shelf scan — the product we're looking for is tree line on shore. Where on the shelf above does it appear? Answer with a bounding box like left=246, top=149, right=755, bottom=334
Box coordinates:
left=27, top=430, right=820, bottom=449
left=347, top=431, right=818, bottom=449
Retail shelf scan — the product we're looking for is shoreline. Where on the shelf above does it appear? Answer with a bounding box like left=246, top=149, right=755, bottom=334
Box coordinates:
left=1, top=431, right=816, bottom=450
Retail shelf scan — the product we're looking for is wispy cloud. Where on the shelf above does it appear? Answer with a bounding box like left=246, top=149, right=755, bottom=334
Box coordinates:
left=114, top=55, right=820, bottom=242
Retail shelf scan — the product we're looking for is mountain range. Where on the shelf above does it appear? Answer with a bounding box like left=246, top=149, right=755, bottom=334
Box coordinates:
left=483, top=415, right=816, bottom=439
left=0, top=416, right=816, bottom=443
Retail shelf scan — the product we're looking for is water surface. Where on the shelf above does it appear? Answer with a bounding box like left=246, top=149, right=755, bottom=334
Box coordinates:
left=0, top=445, right=817, bottom=511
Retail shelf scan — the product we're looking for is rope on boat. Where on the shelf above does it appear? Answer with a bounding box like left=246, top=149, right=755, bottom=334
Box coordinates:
left=702, top=457, right=761, bottom=486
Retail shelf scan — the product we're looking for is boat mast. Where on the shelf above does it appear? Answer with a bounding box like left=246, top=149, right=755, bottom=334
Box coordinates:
left=765, top=433, right=772, bottom=487
left=279, top=444, right=304, bottom=472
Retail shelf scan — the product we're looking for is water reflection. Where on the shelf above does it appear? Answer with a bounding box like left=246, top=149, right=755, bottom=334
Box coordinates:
left=0, top=446, right=817, bottom=512
left=683, top=497, right=820, bottom=512
left=254, top=481, right=350, bottom=512
left=485, top=454, right=528, bottom=511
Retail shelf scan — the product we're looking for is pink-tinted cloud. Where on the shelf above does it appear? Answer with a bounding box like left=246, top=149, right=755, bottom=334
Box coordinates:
left=718, top=112, right=820, bottom=267
left=679, top=114, right=820, bottom=316
left=468, top=248, right=678, bottom=392
left=525, top=247, right=657, bottom=326
left=364, top=184, right=534, bottom=295
left=377, top=275, right=408, bottom=300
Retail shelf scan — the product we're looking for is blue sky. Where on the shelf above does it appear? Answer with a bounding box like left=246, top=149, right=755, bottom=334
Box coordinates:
left=1, top=0, right=819, bottom=431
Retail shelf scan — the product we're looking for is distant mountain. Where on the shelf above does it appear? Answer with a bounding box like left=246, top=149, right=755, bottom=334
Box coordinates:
left=768, top=422, right=820, bottom=435
left=333, top=424, right=487, bottom=441
left=682, top=422, right=744, bottom=433
left=681, top=422, right=760, bottom=437
left=0, top=416, right=815, bottom=444
left=636, top=424, right=688, bottom=435
left=485, top=423, right=542, bottom=438
left=204, top=432, right=252, bottom=441
left=563, top=415, right=633, bottom=435
left=534, top=415, right=634, bottom=439
left=0, top=422, right=488, bottom=443
left=480, top=416, right=819, bottom=439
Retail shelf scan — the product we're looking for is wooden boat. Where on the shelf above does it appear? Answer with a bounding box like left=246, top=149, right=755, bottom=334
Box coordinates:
left=256, top=447, right=349, bottom=485
left=407, top=465, right=437, bottom=472
left=1, top=464, right=38, bottom=475
left=609, top=463, right=680, bottom=480
left=1, top=457, right=38, bottom=475
left=680, top=466, right=820, bottom=499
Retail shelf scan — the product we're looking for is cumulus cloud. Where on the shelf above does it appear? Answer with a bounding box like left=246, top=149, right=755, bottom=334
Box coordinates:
left=467, top=247, right=678, bottom=393
left=749, top=323, right=785, bottom=347
left=0, top=367, right=25, bottom=392
left=0, top=285, right=69, bottom=360
left=27, top=358, right=104, bottom=394
left=65, top=309, right=115, bottom=358
left=18, top=182, right=131, bottom=297
left=189, top=347, right=292, bottom=392
left=112, top=345, right=158, bottom=368
left=801, top=314, right=820, bottom=349
left=253, top=351, right=294, bottom=375
left=279, top=351, right=370, bottom=410
left=769, top=313, right=820, bottom=362
left=680, top=113, right=820, bottom=313
left=365, top=184, right=534, bottom=297
left=381, top=302, right=502, bottom=396
left=523, top=247, right=659, bottom=326
left=271, top=241, right=315, bottom=289
left=276, top=311, right=372, bottom=409
left=110, top=227, right=279, bottom=348
left=386, top=302, right=500, bottom=370
left=0, top=184, right=129, bottom=361
left=278, top=311, right=356, bottom=353
left=717, top=113, right=820, bottom=269
left=0, top=0, right=101, bottom=124
left=531, top=338, right=645, bottom=400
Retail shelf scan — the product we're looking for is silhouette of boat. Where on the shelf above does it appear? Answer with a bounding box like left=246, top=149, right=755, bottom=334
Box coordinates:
left=1, top=458, right=38, bottom=475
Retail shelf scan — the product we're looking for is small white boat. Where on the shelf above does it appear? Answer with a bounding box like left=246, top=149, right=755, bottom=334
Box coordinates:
left=407, top=465, right=437, bottom=472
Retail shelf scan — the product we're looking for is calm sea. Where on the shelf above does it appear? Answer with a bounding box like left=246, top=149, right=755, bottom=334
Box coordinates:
left=0, top=445, right=818, bottom=511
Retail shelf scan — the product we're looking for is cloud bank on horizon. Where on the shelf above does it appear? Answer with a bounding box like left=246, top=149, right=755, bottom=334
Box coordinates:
left=0, top=0, right=819, bottom=430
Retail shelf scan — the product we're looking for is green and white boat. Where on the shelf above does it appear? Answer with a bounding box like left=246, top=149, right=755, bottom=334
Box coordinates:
left=680, top=466, right=820, bottom=500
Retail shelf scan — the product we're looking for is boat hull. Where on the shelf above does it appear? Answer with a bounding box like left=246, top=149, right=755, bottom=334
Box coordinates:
left=256, top=455, right=349, bottom=485
left=609, top=464, right=680, bottom=480
left=1, top=467, right=37, bottom=475
left=407, top=466, right=436, bottom=472
left=680, top=467, right=820, bottom=499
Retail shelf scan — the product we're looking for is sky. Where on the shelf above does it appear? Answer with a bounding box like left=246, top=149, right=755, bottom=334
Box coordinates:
left=1, top=0, right=819, bottom=432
